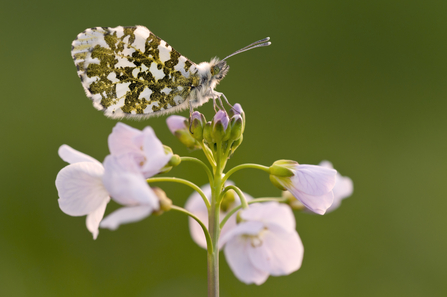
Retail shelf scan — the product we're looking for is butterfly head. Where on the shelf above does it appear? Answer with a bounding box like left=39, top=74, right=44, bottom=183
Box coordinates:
left=210, top=59, right=229, bottom=84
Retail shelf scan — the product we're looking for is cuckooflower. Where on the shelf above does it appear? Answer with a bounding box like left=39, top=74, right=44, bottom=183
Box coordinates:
left=220, top=202, right=304, bottom=285
left=57, top=123, right=173, bottom=236
left=56, top=145, right=110, bottom=239
left=269, top=160, right=337, bottom=215
left=108, top=122, right=172, bottom=178
left=185, top=183, right=252, bottom=249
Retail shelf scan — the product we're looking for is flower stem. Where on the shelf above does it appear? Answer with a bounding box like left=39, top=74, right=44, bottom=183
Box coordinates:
left=170, top=205, right=213, bottom=253
left=222, top=163, right=270, bottom=183
left=219, top=197, right=288, bottom=230
left=207, top=142, right=226, bottom=297
left=222, top=185, right=248, bottom=209
left=147, top=177, right=211, bottom=209
left=180, top=156, right=214, bottom=184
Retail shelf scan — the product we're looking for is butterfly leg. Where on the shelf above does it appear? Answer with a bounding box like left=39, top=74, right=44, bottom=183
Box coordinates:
left=220, top=93, right=239, bottom=114
left=189, top=101, right=194, bottom=133
left=212, top=92, right=226, bottom=112
left=212, top=94, right=220, bottom=113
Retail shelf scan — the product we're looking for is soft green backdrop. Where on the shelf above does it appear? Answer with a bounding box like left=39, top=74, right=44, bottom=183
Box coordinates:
left=1, top=0, right=446, bottom=296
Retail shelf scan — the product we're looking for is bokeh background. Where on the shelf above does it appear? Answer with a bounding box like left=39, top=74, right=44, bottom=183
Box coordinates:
left=1, top=0, right=446, bottom=296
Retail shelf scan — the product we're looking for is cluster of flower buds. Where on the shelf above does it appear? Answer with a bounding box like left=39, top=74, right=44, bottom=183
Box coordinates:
left=167, top=104, right=245, bottom=160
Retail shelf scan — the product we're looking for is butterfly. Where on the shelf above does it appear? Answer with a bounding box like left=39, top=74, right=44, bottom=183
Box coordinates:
left=71, top=25, right=270, bottom=119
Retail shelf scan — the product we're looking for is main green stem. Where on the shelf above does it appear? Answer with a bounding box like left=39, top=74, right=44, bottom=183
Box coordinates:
left=208, top=143, right=224, bottom=297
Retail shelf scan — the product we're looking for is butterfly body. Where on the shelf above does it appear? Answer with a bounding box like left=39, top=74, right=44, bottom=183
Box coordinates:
left=71, top=26, right=267, bottom=119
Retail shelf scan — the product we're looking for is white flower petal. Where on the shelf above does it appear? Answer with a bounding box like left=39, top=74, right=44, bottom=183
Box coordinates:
left=108, top=122, right=142, bottom=156
left=292, top=165, right=336, bottom=196
left=86, top=197, right=110, bottom=239
left=224, top=236, right=269, bottom=285
left=249, top=229, right=303, bottom=276
left=185, top=183, right=243, bottom=249
left=220, top=221, right=264, bottom=247
left=139, top=127, right=172, bottom=177
left=187, top=216, right=209, bottom=249
left=328, top=175, right=353, bottom=212
left=185, top=185, right=211, bottom=248
left=240, top=202, right=296, bottom=232
left=102, top=155, right=159, bottom=209
left=58, top=145, right=100, bottom=165
left=100, top=205, right=153, bottom=230
left=291, top=190, right=334, bottom=215
left=56, top=162, right=109, bottom=216
left=319, top=161, right=353, bottom=212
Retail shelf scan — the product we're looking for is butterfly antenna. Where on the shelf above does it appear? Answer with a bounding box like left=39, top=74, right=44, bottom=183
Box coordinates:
left=222, top=37, right=271, bottom=61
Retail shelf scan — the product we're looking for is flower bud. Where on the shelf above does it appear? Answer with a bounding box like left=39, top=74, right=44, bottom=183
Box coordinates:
left=166, top=115, right=200, bottom=149
left=167, top=154, right=181, bottom=167
left=220, top=189, right=236, bottom=212
left=229, top=103, right=244, bottom=118
left=158, top=146, right=180, bottom=174
left=229, top=103, right=245, bottom=133
left=229, top=115, right=243, bottom=141
left=229, top=135, right=243, bottom=156
left=152, top=187, right=172, bottom=215
left=190, top=111, right=205, bottom=141
left=212, top=110, right=230, bottom=142
left=203, top=121, right=214, bottom=144
left=166, top=115, right=187, bottom=134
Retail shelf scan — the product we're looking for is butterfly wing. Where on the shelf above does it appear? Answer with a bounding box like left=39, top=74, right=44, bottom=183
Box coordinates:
left=71, top=26, right=200, bottom=118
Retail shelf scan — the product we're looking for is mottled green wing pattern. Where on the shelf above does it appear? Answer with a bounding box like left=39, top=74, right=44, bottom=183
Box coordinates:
left=71, top=26, right=200, bottom=118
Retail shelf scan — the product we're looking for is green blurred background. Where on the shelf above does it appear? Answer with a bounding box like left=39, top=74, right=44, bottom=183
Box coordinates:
left=1, top=0, right=446, bottom=296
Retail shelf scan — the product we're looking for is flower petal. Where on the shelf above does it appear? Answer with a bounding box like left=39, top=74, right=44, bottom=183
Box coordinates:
left=100, top=205, right=153, bottom=230
left=214, top=110, right=229, bottom=130
left=108, top=122, right=143, bottom=156
left=291, top=190, right=334, bottom=215
left=291, top=165, right=336, bottom=196
left=224, top=236, right=269, bottom=285
left=220, top=221, right=264, bottom=247
left=56, top=162, right=109, bottom=216
left=139, top=127, right=172, bottom=177
left=102, top=154, right=159, bottom=209
left=249, top=228, right=303, bottom=276
left=86, top=197, right=110, bottom=239
left=166, top=115, right=187, bottom=134
left=240, top=202, right=296, bottom=232
left=58, top=145, right=100, bottom=165
left=185, top=184, right=211, bottom=248
left=328, top=175, right=353, bottom=212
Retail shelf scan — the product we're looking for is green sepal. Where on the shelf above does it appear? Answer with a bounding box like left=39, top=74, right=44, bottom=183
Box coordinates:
left=269, top=165, right=294, bottom=177
left=269, top=175, right=287, bottom=191
left=229, top=116, right=243, bottom=141
left=203, top=122, right=214, bottom=144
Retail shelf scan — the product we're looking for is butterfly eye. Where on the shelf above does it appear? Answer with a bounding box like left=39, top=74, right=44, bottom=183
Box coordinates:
left=212, top=66, right=220, bottom=76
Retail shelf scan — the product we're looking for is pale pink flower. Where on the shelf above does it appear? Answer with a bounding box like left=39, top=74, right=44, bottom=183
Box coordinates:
left=108, top=122, right=172, bottom=178
left=57, top=123, right=172, bottom=236
left=220, top=202, right=303, bottom=285
left=270, top=160, right=337, bottom=215
left=185, top=183, right=253, bottom=249
left=56, top=145, right=110, bottom=239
